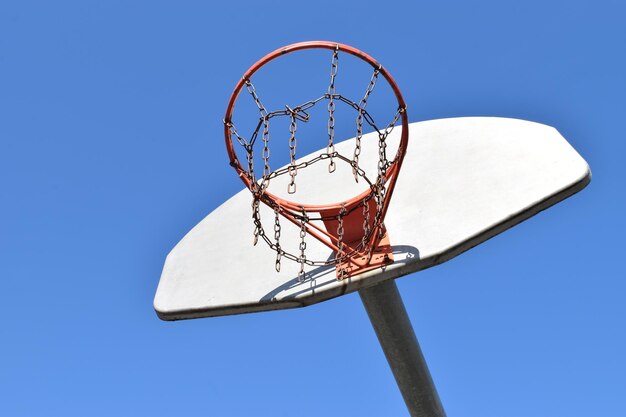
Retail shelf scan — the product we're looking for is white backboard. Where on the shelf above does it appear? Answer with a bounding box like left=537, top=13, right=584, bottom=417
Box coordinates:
left=154, top=117, right=590, bottom=320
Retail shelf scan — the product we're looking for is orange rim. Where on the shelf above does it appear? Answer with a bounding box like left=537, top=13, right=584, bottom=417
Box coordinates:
left=223, top=40, right=409, bottom=214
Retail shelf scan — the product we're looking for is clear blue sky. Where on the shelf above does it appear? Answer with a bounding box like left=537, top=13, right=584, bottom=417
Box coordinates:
left=1, top=1, right=624, bottom=416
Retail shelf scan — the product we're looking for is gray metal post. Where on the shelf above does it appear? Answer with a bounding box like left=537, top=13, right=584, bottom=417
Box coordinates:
left=359, top=280, right=446, bottom=417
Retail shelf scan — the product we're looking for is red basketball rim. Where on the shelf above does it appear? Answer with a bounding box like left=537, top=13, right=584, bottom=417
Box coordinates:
left=223, top=40, right=409, bottom=214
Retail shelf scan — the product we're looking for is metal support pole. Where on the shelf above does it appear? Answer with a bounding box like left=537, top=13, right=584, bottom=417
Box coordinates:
left=359, top=280, right=446, bottom=417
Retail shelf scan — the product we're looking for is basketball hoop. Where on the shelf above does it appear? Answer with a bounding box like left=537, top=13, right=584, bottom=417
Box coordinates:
left=223, top=41, right=409, bottom=280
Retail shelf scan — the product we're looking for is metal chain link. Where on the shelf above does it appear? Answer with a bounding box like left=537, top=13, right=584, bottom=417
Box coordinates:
left=287, top=109, right=298, bottom=194
left=371, top=107, right=406, bottom=245
left=298, top=208, right=308, bottom=282
left=246, top=145, right=256, bottom=184
left=374, top=182, right=386, bottom=241
left=378, top=106, right=405, bottom=178
left=326, top=46, right=339, bottom=173
left=336, top=203, right=347, bottom=279
left=353, top=66, right=380, bottom=181
left=245, top=79, right=271, bottom=189
left=225, top=121, right=248, bottom=147
left=362, top=197, right=371, bottom=250
left=261, top=117, right=270, bottom=188
left=245, top=79, right=268, bottom=118
left=251, top=197, right=262, bottom=246
left=337, top=204, right=346, bottom=251
left=274, top=206, right=282, bottom=272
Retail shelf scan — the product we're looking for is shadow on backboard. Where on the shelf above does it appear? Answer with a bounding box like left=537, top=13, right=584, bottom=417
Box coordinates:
left=260, top=245, right=420, bottom=302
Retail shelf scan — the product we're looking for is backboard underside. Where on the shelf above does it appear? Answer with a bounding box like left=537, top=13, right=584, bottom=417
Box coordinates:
left=154, top=117, right=590, bottom=321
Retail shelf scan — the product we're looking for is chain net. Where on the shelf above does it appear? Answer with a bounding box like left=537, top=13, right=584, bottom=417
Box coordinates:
left=225, top=48, right=406, bottom=279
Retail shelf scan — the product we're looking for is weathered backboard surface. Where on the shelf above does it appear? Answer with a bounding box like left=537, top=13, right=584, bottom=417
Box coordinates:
left=154, top=117, right=590, bottom=321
